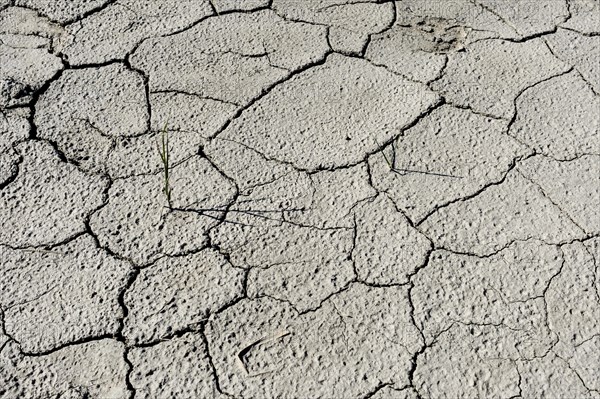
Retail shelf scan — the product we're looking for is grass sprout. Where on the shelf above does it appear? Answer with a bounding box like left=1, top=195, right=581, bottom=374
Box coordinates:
left=378, top=137, right=463, bottom=179
left=171, top=203, right=308, bottom=228
left=156, top=129, right=308, bottom=226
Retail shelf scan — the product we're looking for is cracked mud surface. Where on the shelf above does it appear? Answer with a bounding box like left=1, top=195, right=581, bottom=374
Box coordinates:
left=1, top=0, right=599, bottom=398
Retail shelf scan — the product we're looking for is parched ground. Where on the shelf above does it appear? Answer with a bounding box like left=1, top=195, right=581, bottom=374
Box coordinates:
left=1, top=0, right=599, bottom=398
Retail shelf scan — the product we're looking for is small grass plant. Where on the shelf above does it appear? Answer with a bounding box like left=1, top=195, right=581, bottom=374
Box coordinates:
left=155, top=125, right=306, bottom=225
left=379, top=137, right=462, bottom=179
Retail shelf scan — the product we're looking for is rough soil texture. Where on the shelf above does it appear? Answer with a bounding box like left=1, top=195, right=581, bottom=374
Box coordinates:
left=1, top=0, right=599, bottom=398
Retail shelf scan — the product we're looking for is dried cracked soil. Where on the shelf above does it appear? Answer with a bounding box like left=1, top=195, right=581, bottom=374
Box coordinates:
left=1, top=0, right=599, bottom=398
